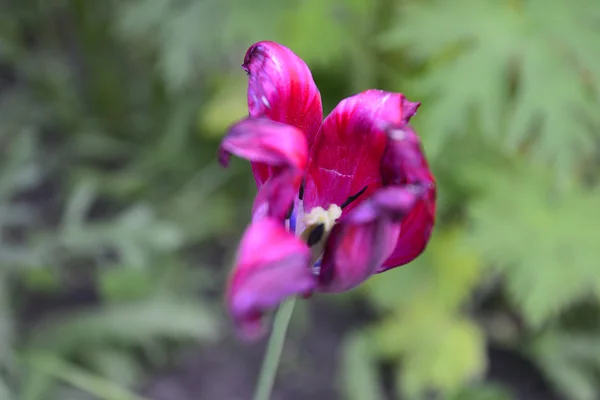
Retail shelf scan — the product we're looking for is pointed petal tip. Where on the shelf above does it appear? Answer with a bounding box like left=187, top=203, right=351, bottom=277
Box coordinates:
left=402, top=97, right=421, bottom=123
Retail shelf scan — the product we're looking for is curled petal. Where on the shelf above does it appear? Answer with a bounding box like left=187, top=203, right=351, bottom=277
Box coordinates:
left=219, top=117, right=307, bottom=171
left=379, top=125, right=436, bottom=271
left=345, top=186, right=425, bottom=224
left=243, top=41, right=323, bottom=185
left=219, top=117, right=307, bottom=220
left=252, top=168, right=302, bottom=221
left=304, top=90, right=420, bottom=213
left=227, top=218, right=314, bottom=341
left=318, top=219, right=399, bottom=293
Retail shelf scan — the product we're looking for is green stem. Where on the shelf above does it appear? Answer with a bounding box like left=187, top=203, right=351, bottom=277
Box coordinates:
left=252, top=297, right=297, bottom=400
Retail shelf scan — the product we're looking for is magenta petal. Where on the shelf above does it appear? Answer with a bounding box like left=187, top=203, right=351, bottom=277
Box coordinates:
left=219, top=117, right=307, bottom=220
left=243, top=41, right=323, bottom=186
left=379, top=125, right=436, bottom=271
left=227, top=218, right=314, bottom=341
left=251, top=168, right=301, bottom=221
left=304, top=90, right=420, bottom=213
left=345, top=186, right=425, bottom=224
left=219, top=117, right=307, bottom=171
left=318, top=220, right=399, bottom=293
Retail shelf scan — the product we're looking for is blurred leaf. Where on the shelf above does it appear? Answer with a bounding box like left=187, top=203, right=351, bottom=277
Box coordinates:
left=368, top=227, right=487, bottom=397
left=200, top=74, right=248, bottom=137
left=26, top=299, right=219, bottom=354
left=99, top=268, right=154, bottom=302
left=450, top=383, right=513, bottom=400
left=531, top=331, right=600, bottom=400
left=339, top=332, right=384, bottom=400
left=116, top=0, right=282, bottom=92
left=20, top=268, right=61, bottom=293
left=281, top=0, right=355, bottom=65
left=0, top=379, right=13, bottom=400
left=468, top=164, right=600, bottom=326
left=0, top=273, right=15, bottom=399
left=363, top=227, right=482, bottom=312
left=26, top=353, right=148, bottom=400
left=381, top=310, right=486, bottom=398
left=85, top=350, right=142, bottom=389
left=380, top=0, right=600, bottom=176
left=0, top=129, right=40, bottom=201
left=59, top=202, right=183, bottom=268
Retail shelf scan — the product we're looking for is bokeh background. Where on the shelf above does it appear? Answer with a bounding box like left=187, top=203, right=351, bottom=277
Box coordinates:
left=1, top=0, right=599, bottom=399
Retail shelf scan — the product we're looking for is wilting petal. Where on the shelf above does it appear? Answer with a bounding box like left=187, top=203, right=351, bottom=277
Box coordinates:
left=219, top=117, right=307, bottom=220
left=304, top=90, right=420, bottom=214
left=251, top=168, right=301, bottom=221
left=219, top=117, right=307, bottom=170
left=243, top=41, right=323, bottom=185
left=227, top=218, right=314, bottom=341
left=381, top=197, right=435, bottom=270
left=318, top=219, right=399, bottom=293
left=345, top=186, right=425, bottom=224
left=379, top=125, right=436, bottom=271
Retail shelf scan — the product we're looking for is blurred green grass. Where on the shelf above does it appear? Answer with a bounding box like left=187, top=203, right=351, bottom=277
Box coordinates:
left=0, top=0, right=599, bottom=399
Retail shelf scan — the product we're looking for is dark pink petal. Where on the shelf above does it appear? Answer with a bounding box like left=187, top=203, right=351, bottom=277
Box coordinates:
left=381, top=197, right=435, bottom=270
left=379, top=125, right=436, bottom=271
left=219, top=117, right=307, bottom=170
left=243, top=41, right=323, bottom=185
left=227, top=218, right=314, bottom=341
left=304, top=90, right=420, bottom=213
left=318, top=219, right=399, bottom=293
left=219, top=117, right=307, bottom=220
left=251, top=168, right=301, bottom=222
left=344, top=186, right=425, bottom=224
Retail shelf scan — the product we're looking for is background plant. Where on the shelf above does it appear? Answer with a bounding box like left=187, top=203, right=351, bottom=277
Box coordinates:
left=0, top=0, right=598, bottom=399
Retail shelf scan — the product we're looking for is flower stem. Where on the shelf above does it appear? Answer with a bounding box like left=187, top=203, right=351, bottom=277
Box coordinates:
left=252, top=297, right=296, bottom=400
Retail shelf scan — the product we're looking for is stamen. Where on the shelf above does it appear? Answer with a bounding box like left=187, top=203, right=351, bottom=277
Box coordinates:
left=300, top=204, right=343, bottom=265
left=303, top=204, right=342, bottom=232
left=299, top=181, right=305, bottom=200
left=341, top=185, right=368, bottom=209
left=306, top=224, right=325, bottom=247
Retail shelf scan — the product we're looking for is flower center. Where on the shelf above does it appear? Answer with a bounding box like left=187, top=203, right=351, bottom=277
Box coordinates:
left=300, top=204, right=342, bottom=266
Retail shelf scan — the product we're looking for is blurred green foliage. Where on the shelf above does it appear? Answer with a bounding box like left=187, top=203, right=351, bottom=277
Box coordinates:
left=0, top=0, right=599, bottom=399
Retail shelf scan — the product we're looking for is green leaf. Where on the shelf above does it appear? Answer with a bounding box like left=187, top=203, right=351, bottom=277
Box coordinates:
left=25, top=299, right=220, bottom=355
left=467, top=164, right=600, bottom=326
left=25, top=353, right=148, bottom=400
left=531, top=331, right=600, bottom=400
left=450, top=384, right=513, bottom=400
left=380, top=0, right=600, bottom=176
left=116, top=0, right=283, bottom=92
left=378, top=309, right=486, bottom=398
left=280, top=0, right=370, bottom=66
left=339, top=332, right=384, bottom=400
left=363, top=227, right=482, bottom=312
left=99, top=268, right=155, bottom=302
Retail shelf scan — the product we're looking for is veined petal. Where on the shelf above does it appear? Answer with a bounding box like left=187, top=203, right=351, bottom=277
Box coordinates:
left=219, top=117, right=307, bottom=220
left=379, top=125, right=436, bottom=271
left=227, top=218, right=314, bottom=341
left=243, top=41, right=323, bottom=185
left=304, top=90, right=420, bottom=214
left=317, top=117, right=435, bottom=291
left=317, top=219, right=399, bottom=293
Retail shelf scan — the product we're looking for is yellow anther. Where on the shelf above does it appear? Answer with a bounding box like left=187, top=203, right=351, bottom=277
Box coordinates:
left=303, top=204, right=342, bottom=233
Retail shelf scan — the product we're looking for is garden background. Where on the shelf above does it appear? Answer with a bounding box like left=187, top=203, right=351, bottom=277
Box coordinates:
left=1, top=0, right=599, bottom=399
